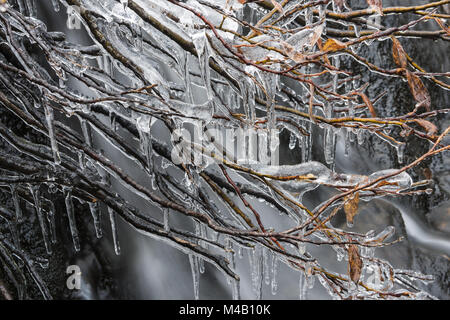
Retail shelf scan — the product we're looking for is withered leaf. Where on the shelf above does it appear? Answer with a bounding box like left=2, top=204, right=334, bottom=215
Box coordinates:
left=317, top=39, right=331, bottom=65
left=375, top=180, right=399, bottom=188
left=348, top=244, right=363, bottom=284
left=367, top=0, right=383, bottom=15
left=391, top=37, right=407, bottom=68
left=355, top=92, right=377, bottom=117
left=406, top=70, right=431, bottom=111
left=422, top=167, right=432, bottom=180
left=413, top=119, right=437, bottom=136
left=281, top=42, right=305, bottom=63
left=344, top=192, right=359, bottom=227
left=322, top=38, right=347, bottom=52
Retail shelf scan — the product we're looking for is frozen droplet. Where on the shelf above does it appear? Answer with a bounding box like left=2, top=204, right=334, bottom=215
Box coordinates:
left=120, top=0, right=128, bottom=10
left=396, top=143, right=406, bottom=164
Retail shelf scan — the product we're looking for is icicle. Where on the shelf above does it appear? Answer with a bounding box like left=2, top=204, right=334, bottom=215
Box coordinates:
left=183, top=52, right=194, bottom=103
left=299, top=271, right=306, bottom=300
left=193, top=220, right=205, bottom=274
left=271, top=256, right=278, bottom=295
left=225, top=238, right=235, bottom=283
left=357, top=129, right=365, bottom=145
left=335, top=246, right=345, bottom=262
left=188, top=254, right=200, bottom=300
left=29, top=185, right=52, bottom=254
left=304, top=262, right=315, bottom=289
left=63, top=187, right=80, bottom=252
left=88, top=202, right=103, bottom=238
left=51, top=0, right=60, bottom=12
left=120, top=0, right=128, bottom=10
left=305, top=6, right=313, bottom=25
left=238, top=246, right=243, bottom=259
left=80, top=118, right=93, bottom=147
left=396, top=143, right=406, bottom=164
left=25, top=0, right=36, bottom=17
left=324, top=128, right=336, bottom=165
left=289, top=132, right=297, bottom=150
left=46, top=202, right=57, bottom=244
left=192, top=31, right=213, bottom=100
left=10, top=185, right=23, bottom=222
left=298, top=241, right=306, bottom=256
left=251, top=245, right=263, bottom=299
left=44, top=104, right=61, bottom=165
left=108, top=206, right=121, bottom=255
left=163, top=208, right=170, bottom=232
left=232, top=279, right=240, bottom=300
left=59, top=69, right=67, bottom=89
left=263, top=247, right=271, bottom=285
left=344, top=128, right=351, bottom=157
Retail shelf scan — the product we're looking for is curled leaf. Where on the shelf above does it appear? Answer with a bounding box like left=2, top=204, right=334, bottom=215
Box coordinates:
left=406, top=71, right=431, bottom=111
left=344, top=192, right=359, bottom=227
left=391, top=37, right=407, bottom=68
left=348, top=244, right=363, bottom=284
left=413, top=119, right=437, bottom=136
left=355, top=92, right=377, bottom=117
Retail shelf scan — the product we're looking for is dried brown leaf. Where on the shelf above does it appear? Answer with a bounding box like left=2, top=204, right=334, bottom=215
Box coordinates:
left=344, top=192, right=359, bottom=227
left=348, top=244, right=363, bottom=284
left=375, top=180, right=399, bottom=188
left=281, top=42, right=305, bottom=63
left=322, top=38, right=347, bottom=53
left=413, top=119, right=437, bottom=136
left=422, top=167, right=432, bottom=180
left=317, top=39, right=331, bottom=65
left=391, top=37, right=407, bottom=68
left=355, top=92, right=377, bottom=117
left=406, top=71, right=431, bottom=111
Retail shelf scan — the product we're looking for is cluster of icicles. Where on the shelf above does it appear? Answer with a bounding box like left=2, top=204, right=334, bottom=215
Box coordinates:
left=0, top=0, right=436, bottom=300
